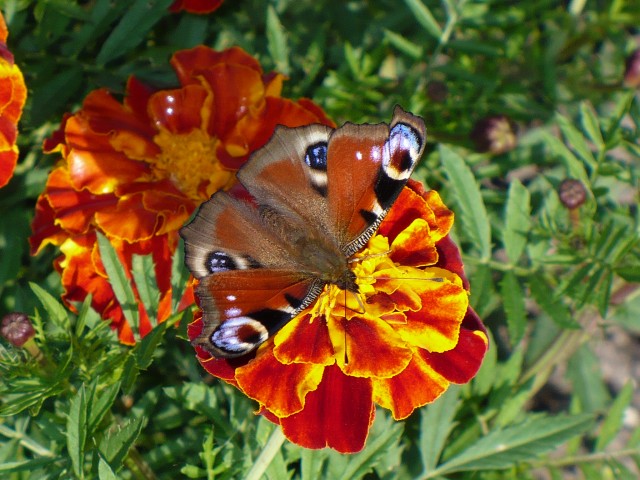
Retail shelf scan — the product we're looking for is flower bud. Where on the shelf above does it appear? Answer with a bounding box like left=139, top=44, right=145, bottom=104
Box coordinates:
left=470, top=115, right=518, bottom=154
left=1, top=312, right=35, bottom=347
left=558, top=178, right=587, bottom=210
left=624, top=49, right=640, bottom=88
left=427, top=81, right=448, bottom=103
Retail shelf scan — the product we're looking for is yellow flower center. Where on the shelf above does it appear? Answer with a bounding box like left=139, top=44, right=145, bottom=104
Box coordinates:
left=153, top=128, right=235, bottom=201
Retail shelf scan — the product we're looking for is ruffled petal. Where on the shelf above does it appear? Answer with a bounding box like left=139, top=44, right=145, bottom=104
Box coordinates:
left=273, top=313, right=335, bottom=366
left=279, top=364, right=374, bottom=453
left=235, top=347, right=325, bottom=417
left=372, top=350, right=449, bottom=420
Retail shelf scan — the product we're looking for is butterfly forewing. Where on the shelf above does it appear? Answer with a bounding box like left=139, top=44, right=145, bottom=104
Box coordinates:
left=327, top=107, right=426, bottom=255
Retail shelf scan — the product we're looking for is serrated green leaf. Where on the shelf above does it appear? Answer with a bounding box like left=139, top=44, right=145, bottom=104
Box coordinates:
left=0, top=457, right=60, bottom=473
left=133, top=320, right=170, bottom=371
left=403, top=0, right=442, bottom=39
left=440, top=145, right=491, bottom=260
left=67, top=385, right=88, bottom=478
left=472, top=329, right=496, bottom=396
left=501, top=271, right=527, bottom=345
left=96, top=232, right=139, bottom=336
left=30, top=282, right=70, bottom=332
left=383, top=29, right=423, bottom=59
left=428, top=414, right=593, bottom=475
left=542, top=131, right=590, bottom=184
left=99, top=416, right=145, bottom=469
left=419, top=385, right=460, bottom=472
left=580, top=102, right=604, bottom=149
left=615, top=265, right=640, bottom=282
left=266, top=5, right=290, bottom=75
left=131, top=253, right=158, bottom=323
left=96, top=0, right=173, bottom=64
left=171, top=237, right=190, bottom=311
left=504, top=180, right=531, bottom=264
left=556, top=113, right=596, bottom=169
left=529, top=274, right=580, bottom=329
left=595, top=382, right=634, bottom=451
left=89, top=381, right=121, bottom=433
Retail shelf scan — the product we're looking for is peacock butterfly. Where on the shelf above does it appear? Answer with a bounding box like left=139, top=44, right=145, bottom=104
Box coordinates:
left=180, top=106, right=426, bottom=358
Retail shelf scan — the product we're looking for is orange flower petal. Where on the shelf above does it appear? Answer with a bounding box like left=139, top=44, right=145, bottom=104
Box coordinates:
left=372, top=350, right=449, bottom=420
left=395, top=268, right=469, bottom=353
left=148, top=84, right=210, bottom=134
left=235, top=347, right=325, bottom=418
left=389, top=218, right=439, bottom=267
left=94, top=193, right=159, bottom=242
left=273, top=313, right=335, bottom=366
left=327, top=314, right=413, bottom=378
left=279, top=364, right=374, bottom=453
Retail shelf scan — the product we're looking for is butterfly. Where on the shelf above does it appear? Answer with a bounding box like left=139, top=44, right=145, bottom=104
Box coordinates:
left=180, top=106, right=426, bottom=358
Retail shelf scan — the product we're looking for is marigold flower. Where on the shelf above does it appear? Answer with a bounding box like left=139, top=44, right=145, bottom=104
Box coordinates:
left=0, top=12, right=27, bottom=188
left=30, top=46, right=333, bottom=344
left=170, top=0, right=223, bottom=14
left=188, top=179, right=488, bottom=453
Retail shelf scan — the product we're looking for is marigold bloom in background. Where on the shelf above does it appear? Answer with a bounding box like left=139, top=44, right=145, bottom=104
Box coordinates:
left=0, top=12, right=27, bottom=188
left=189, top=179, right=488, bottom=453
left=30, top=45, right=333, bottom=344
left=170, top=0, right=224, bottom=14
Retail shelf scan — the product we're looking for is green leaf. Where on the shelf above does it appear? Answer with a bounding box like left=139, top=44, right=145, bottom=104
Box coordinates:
left=567, top=344, right=610, bottom=413
left=88, top=381, right=121, bottom=433
left=542, top=131, right=590, bottom=184
left=96, top=232, right=139, bottom=336
left=383, top=29, right=423, bottom=59
left=428, top=414, right=594, bottom=475
left=528, top=274, right=580, bottom=329
left=171, top=237, right=190, bottom=311
left=0, top=457, right=60, bottom=473
left=579, top=102, right=604, bottom=150
left=98, top=455, right=118, bottom=480
left=500, top=271, right=527, bottom=345
left=556, top=113, right=596, bottom=170
left=503, top=180, right=531, bottom=264
left=300, top=449, right=328, bottom=480
left=96, top=0, right=173, bottom=65
left=595, top=382, right=634, bottom=451
left=99, top=416, right=145, bottom=470
left=131, top=253, right=158, bottom=322
left=30, top=282, right=70, bottom=332
left=403, top=0, right=442, bottom=39
left=419, top=386, right=460, bottom=472
left=266, top=5, right=290, bottom=75
left=440, top=145, right=492, bottom=260
left=67, top=385, right=88, bottom=478
left=133, top=320, right=171, bottom=371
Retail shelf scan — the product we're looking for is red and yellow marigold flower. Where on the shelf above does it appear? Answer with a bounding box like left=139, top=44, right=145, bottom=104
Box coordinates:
left=30, top=45, right=333, bottom=344
left=0, top=12, right=27, bottom=188
left=188, top=179, right=488, bottom=453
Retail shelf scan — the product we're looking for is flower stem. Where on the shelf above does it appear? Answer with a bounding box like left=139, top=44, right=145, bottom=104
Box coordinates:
left=245, top=426, right=286, bottom=480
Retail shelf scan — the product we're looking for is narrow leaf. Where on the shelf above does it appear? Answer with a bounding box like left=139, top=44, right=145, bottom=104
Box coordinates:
left=403, top=0, right=442, bottom=39
left=67, top=385, right=88, bottom=478
left=595, top=382, right=634, bottom=451
left=419, top=385, right=460, bottom=472
left=542, top=132, right=590, bottom=184
left=579, top=102, right=604, bottom=149
left=431, top=414, right=593, bottom=474
left=440, top=145, right=491, bottom=260
left=99, top=416, right=145, bottom=468
left=89, top=381, right=121, bottom=432
left=529, top=274, right=580, bottom=329
left=131, top=253, right=158, bottom=322
left=266, top=5, right=290, bottom=75
left=98, top=455, right=118, bottom=480
left=556, top=113, right=596, bottom=169
left=503, top=180, right=531, bottom=264
left=96, top=232, right=139, bottom=335
left=383, top=29, right=423, bottom=59
left=96, top=0, right=173, bottom=64
left=301, top=449, right=328, bottom=480
left=501, top=271, right=527, bottom=345
left=30, top=282, right=70, bottom=331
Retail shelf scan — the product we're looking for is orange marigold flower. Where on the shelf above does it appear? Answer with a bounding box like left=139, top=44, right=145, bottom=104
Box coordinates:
left=0, top=12, right=27, bottom=188
left=170, top=0, right=224, bottom=14
left=30, top=45, right=333, bottom=344
left=188, top=179, right=488, bottom=453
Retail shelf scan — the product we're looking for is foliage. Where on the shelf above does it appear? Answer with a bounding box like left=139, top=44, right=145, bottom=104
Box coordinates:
left=1, top=0, right=640, bottom=478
